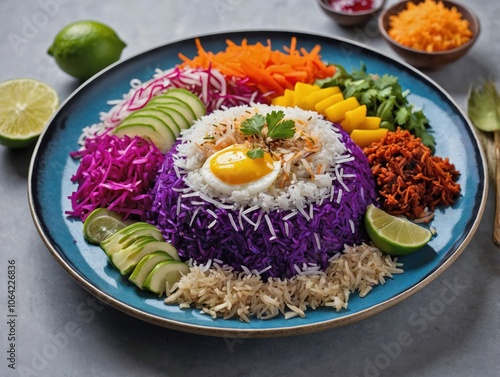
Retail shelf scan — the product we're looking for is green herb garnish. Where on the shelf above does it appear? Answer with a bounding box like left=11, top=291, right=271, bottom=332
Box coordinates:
left=247, top=147, right=265, bottom=159
left=467, top=81, right=500, bottom=132
left=240, top=110, right=296, bottom=158
left=240, top=113, right=265, bottom=135
left=317, top=63, right=435, bottom=152
left=266, top=111, right=296, bottom=139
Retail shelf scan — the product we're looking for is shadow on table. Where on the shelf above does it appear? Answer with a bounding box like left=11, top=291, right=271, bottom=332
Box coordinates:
left=0, top=143, right=36, bottom=179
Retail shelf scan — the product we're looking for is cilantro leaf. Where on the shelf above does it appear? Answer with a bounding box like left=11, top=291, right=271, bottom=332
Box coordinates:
left=377, top=86, right=393, bottom=99
left=266, top=110, right=296, bottom=139
left=360, top=88, right=378, bottom=106
left=239, top=110, right=296, bottom=159
left=247, top=148, right=264, bottom=159
left=376, top=97, right=396, bottom=123
left=343, top=79, right=370, bottom=99
left=266, top=110, right=285, bottom=132
left=375, top=74, right=398, bottom=90
left=241, top=113, right=265, bottom=136
left=268, top=119, right=295, bottom=139
left=419, top=132, right=435, bottom=152
left=395, top=107, right=410, bottom=125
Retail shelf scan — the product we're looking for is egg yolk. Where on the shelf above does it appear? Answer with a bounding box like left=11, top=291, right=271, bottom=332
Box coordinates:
left=209, top=146, right=275, bottom=185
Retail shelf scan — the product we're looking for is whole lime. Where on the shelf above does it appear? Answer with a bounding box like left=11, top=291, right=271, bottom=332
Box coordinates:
left=48, top=20, right=126, bottom=81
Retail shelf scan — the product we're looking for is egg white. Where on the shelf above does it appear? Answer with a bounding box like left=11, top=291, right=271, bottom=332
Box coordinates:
left=200, top=153, right=281, bottom=196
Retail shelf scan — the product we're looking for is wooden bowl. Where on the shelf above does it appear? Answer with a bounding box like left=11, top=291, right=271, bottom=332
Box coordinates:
left=317, top=0, right=387, bottom=27
left=378, top=0, right=480, bottom=69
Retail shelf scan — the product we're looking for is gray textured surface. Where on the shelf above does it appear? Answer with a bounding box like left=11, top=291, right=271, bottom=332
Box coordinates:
left=1, top=0, right=499, bottom=376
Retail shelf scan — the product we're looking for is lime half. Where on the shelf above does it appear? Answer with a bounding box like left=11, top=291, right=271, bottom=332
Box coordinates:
left=364, top=204, right=433, bottom=255
left=83, top=208, right=130, bottom=245
left=0, top=78, right=59, bottom=148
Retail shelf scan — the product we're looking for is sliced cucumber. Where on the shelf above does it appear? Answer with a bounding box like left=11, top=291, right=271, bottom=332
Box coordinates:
left=119, top=114, right=177, bottom=150
left=129, top=251, right=175, bottom=289
left=112, top=236, right=180, bottom=275
left=128, top=108, right=181, bottom=136
left=113, top=123, right=168, bottom=152
left=150, top=103, right=196, bottom=127
left=150, top=105, right=191, bottom=130
left=162, top=88, right=206, bottom=119
left=100, top=222, right=163, bottom=259
left=148, top=97, right=197, bottom=121
left=148, top=96, right=187, bottom=106
left=143, top=260, right=190, bottom=296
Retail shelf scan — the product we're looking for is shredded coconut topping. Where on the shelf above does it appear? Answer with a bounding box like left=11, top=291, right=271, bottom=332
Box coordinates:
left=174, top=104, right=352, bottom=212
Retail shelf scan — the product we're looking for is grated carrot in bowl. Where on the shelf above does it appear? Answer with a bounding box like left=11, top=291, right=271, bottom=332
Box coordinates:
left=388, top=0, right=473, bottom=52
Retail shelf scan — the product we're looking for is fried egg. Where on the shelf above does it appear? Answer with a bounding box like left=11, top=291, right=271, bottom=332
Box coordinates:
left=200, top=145, right=281, bottom=195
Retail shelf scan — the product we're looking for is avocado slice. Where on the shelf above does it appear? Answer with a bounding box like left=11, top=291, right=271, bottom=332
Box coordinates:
left=100, top=222, right=163, bottom=258
left=129, top=251, right=175, bottom=289
left=143, top=259, right=190, bottom=296
left=112, top=236, right=179, bottom=275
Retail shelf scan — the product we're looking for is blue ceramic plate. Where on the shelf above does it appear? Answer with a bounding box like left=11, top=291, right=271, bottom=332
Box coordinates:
left=28, top=31, right=487, bottom=337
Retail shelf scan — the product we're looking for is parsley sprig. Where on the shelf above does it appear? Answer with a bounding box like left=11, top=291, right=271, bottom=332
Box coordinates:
left=240, top=110, right=296, bottom=159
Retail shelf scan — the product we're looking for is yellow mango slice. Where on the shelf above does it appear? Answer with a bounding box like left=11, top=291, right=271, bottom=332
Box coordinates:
left=361, top=116, right=381, bottom=130
left=292, top=82, right=320, bottom=108
left=315, top=93, right=344, bottom=115
left=271, top=96, right=287, bottom=106
left=341, top=105, right=367, bottom=134
left=303, top=86, right=341, bottom=110
left=271, top=89, right=295, bottom=107
left=350, top=128, right=389, bottom=148
left=325, top=97, right=360, bottom=123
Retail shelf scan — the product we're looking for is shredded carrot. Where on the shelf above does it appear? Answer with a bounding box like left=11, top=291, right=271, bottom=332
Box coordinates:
left=178, top=38, right=335, bottom=97
left=388, top=0, right=473, bottom=52
left=364, top=129, right=460, bottom=221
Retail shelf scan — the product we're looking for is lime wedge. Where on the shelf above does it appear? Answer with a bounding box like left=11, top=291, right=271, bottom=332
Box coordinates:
left=364, top=204, right=432, bottom=255
left=0, top=78, right=59, bottom=148
left=83, top=208, right=130, bottom=245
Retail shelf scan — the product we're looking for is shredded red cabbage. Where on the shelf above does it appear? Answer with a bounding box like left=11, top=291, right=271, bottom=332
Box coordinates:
left=66, top=134, right=164, bottom=221
left=107, top=66, right=270, bottom=126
